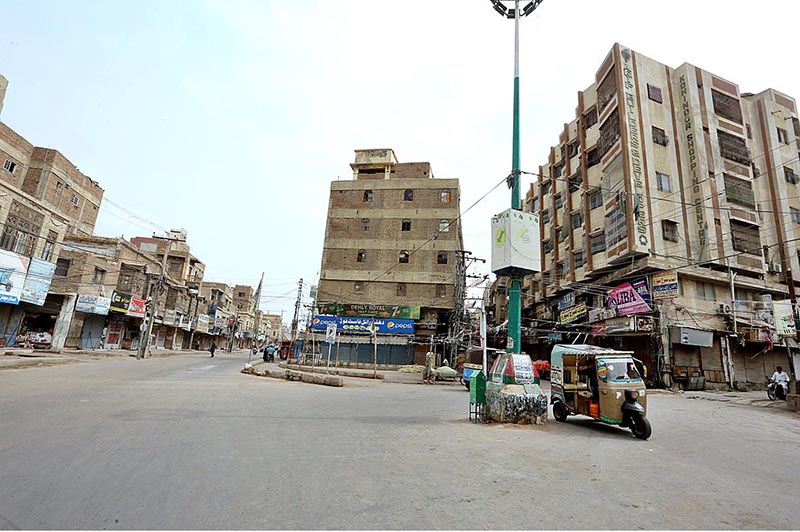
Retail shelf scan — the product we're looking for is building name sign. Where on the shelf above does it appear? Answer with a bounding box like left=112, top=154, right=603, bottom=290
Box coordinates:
left=621, top=47, right=649, bottom=251
left=317, top=303, right=421, bottom=320
left=679, top=72, right=708, bottom=257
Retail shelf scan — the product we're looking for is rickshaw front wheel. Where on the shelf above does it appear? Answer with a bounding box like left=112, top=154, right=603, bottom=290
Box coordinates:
left=552, top=401, right=568, bottom=422
left=629, top=414, right=652, bottom=440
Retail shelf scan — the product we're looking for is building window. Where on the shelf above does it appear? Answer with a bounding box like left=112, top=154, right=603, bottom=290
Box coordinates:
left=554, top=193, right=564, bottom=209
left=357, top=249, right=366, bottom=262
left=696, top=281, right=716, bottom=300
left=541, top=209, right=551, bottom=224
left=401, top=219, right=411, bottom=232
left=656, top=171, right=672, bottom=192
left=399, top=250, right=409, bottom=263
left=647, top=84, right=663, bottom=104
left=791, top=207, right=800, bottom=224
left=3, top=159, right=17, bottom=174
left=590, top=233, right=606, bottom=254
left=436, top=285, right=446, bottom=298
left=361, top=218, right=369, bottom=231
left=724, top=174, right=756, bottom=208
left=93, top=268, right=106, bottom=284
left=396, top=283, right=406, bottom=296
left=543, top=239, right=553, bottom=254
left=404, top=189, right=414, bottom=201
left=589, top=190, right=603, bottom=210
left=662, top=220, right=679, bottom=242
left=541, top=181, right=552, bottom=195
left=573, top=249, right=585, bottom=268
left=777, top=127, right=789, bottom=144
left=439, top=219, right=450, bottom=233
left=571, top=211, right=583, bottom=229
left=55, top=258, right=70, bottom=277
left=0, top=202, right=43, bottom=257
left=583, top=108, right=598, bottom=129
left=567, top=141, right=579, bottom=158
left=718, top=130, right=751, bottom=165
left=568, top=173, right=582, bottom=193
left=69, top=194, right=79, bottom=207
left=40, top=230, right=57, bottom=261
left=652, top=126, right=668, bottom=146
left=586, top=148, right=600, bottom=167
left=785, top=167, right=798, bottom=185
left=711, top=89, right=743, bottom=124
left=440, top=189, right=451, bottom=203
left=363, top=190, right=373, bottom=202
left=354, top=281, right=364, bottom=294
left=437, top=251, right=448, bottom=265
left=730, top=221, right=761, bottom=256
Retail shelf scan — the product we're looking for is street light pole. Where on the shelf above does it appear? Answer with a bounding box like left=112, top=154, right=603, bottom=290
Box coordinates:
left=490, top=0, right=543, bottom=354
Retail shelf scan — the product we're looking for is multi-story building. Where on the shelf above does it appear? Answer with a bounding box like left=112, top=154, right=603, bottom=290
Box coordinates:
left=0, top=74, right=105, bottom=347
left=514, top=43, right=799, bottom=390
left=200, top=281, right=234, bottom=343
left=316, top=149, right=464, bottom=364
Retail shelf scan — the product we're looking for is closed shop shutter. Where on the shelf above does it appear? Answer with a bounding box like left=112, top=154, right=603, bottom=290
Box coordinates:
left=673, top=344, right=701, bottom=373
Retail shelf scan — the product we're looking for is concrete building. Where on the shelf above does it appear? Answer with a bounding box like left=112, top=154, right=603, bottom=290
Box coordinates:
left=316, top=149, right=464, bottom=364
left=200, top=282, right=234, bottom=345
left=0, top=74, right=104, bottom=347
left=511, top=43, right=799, bottom=390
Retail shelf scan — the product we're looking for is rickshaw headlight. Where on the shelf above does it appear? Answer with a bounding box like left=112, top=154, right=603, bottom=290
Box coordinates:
left=628, top=390, right=639, bottom=400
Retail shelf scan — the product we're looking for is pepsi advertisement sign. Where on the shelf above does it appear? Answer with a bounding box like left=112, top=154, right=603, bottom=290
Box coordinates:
left=311, top=315, right=414, bottom=335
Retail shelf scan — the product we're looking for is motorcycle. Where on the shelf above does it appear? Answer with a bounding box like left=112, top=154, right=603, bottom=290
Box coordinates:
left=767, top=378, right=788, bottom=401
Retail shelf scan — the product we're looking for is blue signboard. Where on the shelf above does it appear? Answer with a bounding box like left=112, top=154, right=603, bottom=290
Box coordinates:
left=311, top=315, right=414, bottom=335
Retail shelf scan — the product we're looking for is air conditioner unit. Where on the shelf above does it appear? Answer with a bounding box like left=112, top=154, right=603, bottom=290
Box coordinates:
left=769, top=262, right=783, bottom=273
left=718, top=303, right=732, bottom=315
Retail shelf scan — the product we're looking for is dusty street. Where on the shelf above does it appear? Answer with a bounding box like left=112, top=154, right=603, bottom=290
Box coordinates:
left=1, top=353, right=798, bottom=530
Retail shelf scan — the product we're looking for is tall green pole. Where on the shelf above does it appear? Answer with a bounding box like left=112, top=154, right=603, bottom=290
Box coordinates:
left=508, top=0, right=522, bottom=354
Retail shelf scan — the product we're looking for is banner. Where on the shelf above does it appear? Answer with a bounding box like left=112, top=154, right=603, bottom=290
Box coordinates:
left=316, top=303, right=421, bottom=320
left=127, top=297, right=146, bottom=318
left=652, top=270, right=679, bottom=300
left=0, top=249, right=30, bottom=305
left=197, top=314, right=210, bottom=334
left=110, top=291, right=132, bottom=314
left=311, top=315, right=414, bottom=335
left=75, top=294, right=111, bottom=315
left=773, top=300, right=797, bottom=337
left=20, top=258, right=56, bottom=306
left=560, top=302, right=588, bottom=324
left=608, top=280, right=651, bottom=316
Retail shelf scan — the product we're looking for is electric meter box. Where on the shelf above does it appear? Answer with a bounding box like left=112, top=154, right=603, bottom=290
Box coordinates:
left=491, top=208, right=541, bottom=276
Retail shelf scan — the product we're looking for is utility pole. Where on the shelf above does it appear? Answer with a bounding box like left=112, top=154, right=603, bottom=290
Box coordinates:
left=137, top=237, right=172, bottom=359
left=489, top=0, right=543, bottom=355
left=290, top=278, right=303, bottom=359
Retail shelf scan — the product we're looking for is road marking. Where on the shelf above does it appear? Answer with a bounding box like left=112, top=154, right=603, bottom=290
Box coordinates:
left=189, top=365, right=218, bottom=371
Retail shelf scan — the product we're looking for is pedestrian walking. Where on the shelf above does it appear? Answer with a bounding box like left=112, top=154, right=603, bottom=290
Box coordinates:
left=210, top=341, right=216, bottom=358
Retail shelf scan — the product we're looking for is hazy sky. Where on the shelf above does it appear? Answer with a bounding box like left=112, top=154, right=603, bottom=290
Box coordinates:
left=1, top=0, right=798, bottom=321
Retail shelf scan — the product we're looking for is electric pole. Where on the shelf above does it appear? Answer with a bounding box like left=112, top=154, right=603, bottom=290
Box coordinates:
left=137, top=236, right=173, bottom=359
left=290, top=278, right=304, bottom=353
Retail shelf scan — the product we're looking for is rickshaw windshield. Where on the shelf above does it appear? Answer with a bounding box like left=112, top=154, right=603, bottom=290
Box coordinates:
left=601, top=359, right=642, bottom=382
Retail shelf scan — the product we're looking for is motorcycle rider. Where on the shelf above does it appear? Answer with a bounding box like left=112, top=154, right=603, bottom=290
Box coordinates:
left=770, top=366, right=791, bottom=398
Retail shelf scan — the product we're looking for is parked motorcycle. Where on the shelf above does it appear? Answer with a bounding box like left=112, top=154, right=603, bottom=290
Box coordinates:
left=767, top=378, right=788, bottom=401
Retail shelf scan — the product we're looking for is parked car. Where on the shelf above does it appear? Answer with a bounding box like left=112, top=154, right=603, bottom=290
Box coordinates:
left=28, top=332, right=52, bottom=349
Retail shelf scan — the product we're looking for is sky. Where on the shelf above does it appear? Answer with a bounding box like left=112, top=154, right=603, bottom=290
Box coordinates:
left=1, top=0, right=799, bottom=323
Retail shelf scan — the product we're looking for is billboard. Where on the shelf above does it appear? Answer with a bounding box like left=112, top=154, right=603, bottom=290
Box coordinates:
left=110, top=291, right=132, bottom=314
left=316, top=303, right=421, bottom=320
left=0, top=249, right=30, bottom=305
left=607, top=279, right=651, bottom=316
left=773, top=300, right=796, bottom=337
left=559, top=303, right=588, bottom=324
left=75, top=294, right=111, bottom=315
left=127, top=297, right=146, bottom=318
left=652, top=270, right=679, bottom=300
left=311, top=315, right=414, bottom=335
left=20, top=258, right=56, bottom=306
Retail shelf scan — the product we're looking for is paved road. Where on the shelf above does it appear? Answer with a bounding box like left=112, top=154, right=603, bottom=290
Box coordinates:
left=1, top=353, right=799, bottom=530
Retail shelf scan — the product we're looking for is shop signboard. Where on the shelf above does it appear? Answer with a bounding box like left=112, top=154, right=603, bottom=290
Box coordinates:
left=20, top=258, right=56, bottom=306
left=0, top=249, right=30, bottom=305
left=127, top=297, right=146, bottom=318
left=75, top=294, right=111, bottom=315
left=652, top=270, right=679, bottom=300
left=607, top=280, right=651, bottom=316
left=594, top=316, right=636, bottom=336
left=773, top=300, right=796, bottom=337
left=110, top=291, right=132, bottom=314
left=316, top=303, right=421, bottom=320
left=197, top=314, right=210, bottom=334
left=179, top=315, right=191, bottom=331
left=311, top=315, right=414, bottom=334
left=559, top=302, right=587, bottom=324
left=164, top=309, right=177, bottom=326
left=214, top=315, right=227, bottom=329
left=558, top=293, right=575, bottom=311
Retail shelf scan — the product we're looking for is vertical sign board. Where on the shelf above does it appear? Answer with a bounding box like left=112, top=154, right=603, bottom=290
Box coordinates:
left=652, top=271, right=679, bottom=300
left=620, top=47, right=650, bottom=255
left=325, top=323, right=337, bottom=344
left=491, top=209, right=541, bottom=275
left=20, top=258, right=56, bottom=306
left=0, top=249, right=30, bottom=305
left=127, top=297, right=146, bottom=318
left=773, top=300, right=797, bottom=337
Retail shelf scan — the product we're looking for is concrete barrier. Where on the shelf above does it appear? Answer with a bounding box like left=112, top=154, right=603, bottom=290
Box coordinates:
left=788, top=394, right=799, bottom=412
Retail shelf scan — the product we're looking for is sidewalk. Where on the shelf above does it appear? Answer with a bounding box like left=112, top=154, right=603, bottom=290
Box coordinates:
left=0, top=347, right=231, bottom=370
left=276, top=361, right=462, bottom=386
left=682, top=389, right=791, bottom=410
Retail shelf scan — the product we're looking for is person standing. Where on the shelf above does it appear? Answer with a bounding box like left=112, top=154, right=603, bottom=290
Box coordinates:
left=210, top=341, right=217, bottom=358
left=423, top=351, right=435, bottom=384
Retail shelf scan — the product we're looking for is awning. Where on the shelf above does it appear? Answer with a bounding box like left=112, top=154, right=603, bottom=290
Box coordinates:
left=736, top=317, right=776, bottom=330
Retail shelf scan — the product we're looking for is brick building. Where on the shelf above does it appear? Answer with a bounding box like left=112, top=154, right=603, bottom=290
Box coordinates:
left=316, top=149, right=464, bottom=364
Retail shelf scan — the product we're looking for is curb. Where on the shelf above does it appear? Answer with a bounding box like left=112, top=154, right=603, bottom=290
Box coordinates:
left=242, top=364, right=344, bottom=388
left=280, top=363, right=384, bottom=380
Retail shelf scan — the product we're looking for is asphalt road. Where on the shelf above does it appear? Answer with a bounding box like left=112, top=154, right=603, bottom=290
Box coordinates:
left=1, top=353, right=799, bottom=530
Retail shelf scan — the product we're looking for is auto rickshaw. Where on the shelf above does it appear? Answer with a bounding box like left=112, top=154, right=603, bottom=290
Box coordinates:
left=549, top=344, right=651, bottom=440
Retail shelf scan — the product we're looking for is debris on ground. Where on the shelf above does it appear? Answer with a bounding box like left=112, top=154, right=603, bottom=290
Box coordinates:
left=398, top=365, right=425, bottom=373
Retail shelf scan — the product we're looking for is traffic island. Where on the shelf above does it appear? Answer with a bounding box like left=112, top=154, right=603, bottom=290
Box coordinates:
left=486, top=385, right=548, bottom=424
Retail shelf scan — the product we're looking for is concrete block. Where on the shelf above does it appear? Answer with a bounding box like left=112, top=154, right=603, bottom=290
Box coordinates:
left=787, top=394, right=799, bottom=412
left=487, top=386, right=548, bottom=425
left=301, top=373, right=315, bottom=383
left=324, top=376, right=344, bottom=387
left=312, top=375, right=325, bottom=385
left=287, top=370, right=302, bottom=381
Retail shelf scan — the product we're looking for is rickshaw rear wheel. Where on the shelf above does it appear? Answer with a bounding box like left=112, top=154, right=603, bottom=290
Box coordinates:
left=553, top=401, right=568, bottom=422
left=629, top=414, right=652, bottom=440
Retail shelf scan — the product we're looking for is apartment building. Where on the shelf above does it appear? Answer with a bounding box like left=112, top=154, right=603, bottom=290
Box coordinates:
left=517, top=43, right=799, bottom=390
left=0, top=74, right=104, bottom=347
left=316, top=149, right=464, bottom=364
